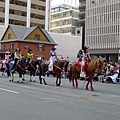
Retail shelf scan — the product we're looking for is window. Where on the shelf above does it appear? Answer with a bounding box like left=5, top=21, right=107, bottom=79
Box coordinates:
left=34, top=34, right=40, bottom=40
left=8, top=34, right=11, bottom=39
left=25, top=46, right=29, bottom=50
left=35, top=44, right=45, bottom=51
left=10, top=44, right=14, bottom=50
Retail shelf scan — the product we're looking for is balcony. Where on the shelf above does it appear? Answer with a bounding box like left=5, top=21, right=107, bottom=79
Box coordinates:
left=79, top=0, right=86, bottom=2
left=79, top=4, right=86, bottom=10
left=79, top=19, right=85, bottom=25
left=79, top=12, right=85, bottom=17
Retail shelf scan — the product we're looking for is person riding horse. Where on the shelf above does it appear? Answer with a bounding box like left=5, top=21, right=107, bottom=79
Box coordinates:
left=12, top=48, right=22, bottom=71
left=26, top=49, right=33, bottom=68
left=48, top=47, right=57, bottom=72
left=81, top=46, right=91, bottom=77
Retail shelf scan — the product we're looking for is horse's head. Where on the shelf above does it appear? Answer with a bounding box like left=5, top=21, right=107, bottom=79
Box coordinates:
left=96, top=60, right=104, bottom=72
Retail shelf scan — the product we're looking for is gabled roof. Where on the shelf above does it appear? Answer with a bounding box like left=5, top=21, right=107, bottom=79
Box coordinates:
left=0, top=25, right=7, bottom=40
left=0, top=25, right=57, bottom=45
left=23, top=26, right=37, bottom=39
left=42, top=29, right=57, bottom=45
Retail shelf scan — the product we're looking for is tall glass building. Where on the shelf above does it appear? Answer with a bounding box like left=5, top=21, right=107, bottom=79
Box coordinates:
left=85, top=0, right=120, bottom=62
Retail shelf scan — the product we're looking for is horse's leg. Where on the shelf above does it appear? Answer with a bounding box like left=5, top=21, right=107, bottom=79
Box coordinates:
left=57, top=76, right=61, bottom=86
left=39, top=74, right=42, bottom=84
left=30, top=71, right=32, bottom=82
left=33, top=71, right=36, bottom=82
left=22, top=74, right=25, bottom=81
left=90, top=77, right=94, bottom=91
left=86, top=81, right=89, bottom=90
left=75, top=79, right=78, bottom=88
left=12, top=72, right=14, bottom=81
left=19, top=73, right=23, bottom=83
left=56, top=77, right=58, bottom=86
left=86, top=77, right=90, bottom=90
left=43, top=77, right=47, bottom=85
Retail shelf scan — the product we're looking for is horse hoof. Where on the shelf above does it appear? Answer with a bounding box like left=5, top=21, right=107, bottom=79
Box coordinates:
left=22, top=78, right=25, bottom=81
left=30, top=80, right=32, bottom=82
left=12, top=80, right=13, bottom=82
left=86, top=87, right=89, bottom=90
left=44, top=83, right=47, bottom=85
left=56, top=84, right=60, bottom=86
left=76, top=86, right=78, bottom=89
left=9, top=80, right=11, bottom=82
left=40, top=82, right=42, bottom=84
left=17, top=81, right=19, bottom=83
left=73, top=86, right=75, bottom=89
left=33, top=80, right=36, bottom=82
left=91, top=89, right=94, bottom=91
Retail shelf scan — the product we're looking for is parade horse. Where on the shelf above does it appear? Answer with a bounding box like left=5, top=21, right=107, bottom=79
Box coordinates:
left=8, top=58, right=27, bottom=83
left=69, top=60, right=104, bottom=91
left=25, top=60, right=47, bottom=85
left=40, top=59, right=69, bottom=86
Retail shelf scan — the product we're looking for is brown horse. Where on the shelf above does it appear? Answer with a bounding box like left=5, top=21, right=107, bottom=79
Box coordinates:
left=69, top=60, right=104, bottom=90
left=40, top=59, right=69, bottom=86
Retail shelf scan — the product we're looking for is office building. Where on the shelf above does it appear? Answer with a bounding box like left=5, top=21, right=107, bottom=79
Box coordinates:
left=50, top=4, right=80, bottom=35
left=0, top=0, right=46, bottom=28
left=51, top=0, right=79, bottom=7
left=85, top=0, right=120, bottom=62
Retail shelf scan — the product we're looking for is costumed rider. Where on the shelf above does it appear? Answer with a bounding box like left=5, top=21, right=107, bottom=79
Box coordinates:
left=26, top=49, right=33, bottom=66
left=12, top=48, right=22, bottom=71
left=48, top=47, right=57, bottom=72
left=81, top=46, right=91, bottom=77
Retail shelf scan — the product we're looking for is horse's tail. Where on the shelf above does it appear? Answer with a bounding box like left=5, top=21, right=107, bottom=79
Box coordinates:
left=68, top=67, right=72, bottom=82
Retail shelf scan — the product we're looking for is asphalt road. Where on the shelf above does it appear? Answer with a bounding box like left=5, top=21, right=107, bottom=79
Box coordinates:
left=0, top=73, right=120, bottom=120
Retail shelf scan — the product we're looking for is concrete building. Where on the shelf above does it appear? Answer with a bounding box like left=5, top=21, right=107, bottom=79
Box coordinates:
left=49, top=32, right=82, bottom=61
left=0, top=0, right=46, bottom=28
left=79, top=0, right=86, bottom=49
left=50, top=4, right=80, bottom=35
left=51, top=0, right=79, bottom=7
left=85, top=0, right=120, bottom=62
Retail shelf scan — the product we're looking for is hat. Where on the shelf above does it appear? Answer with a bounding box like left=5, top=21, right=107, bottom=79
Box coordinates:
left=28, top=49, right=32, bottom=51
left=51, top=47, right=56, bottom=51
left=5, top=51, right=10, bottom=54
left=16, top=48, right=20, bottom=51
left=83, top=46, right=89, bottom=51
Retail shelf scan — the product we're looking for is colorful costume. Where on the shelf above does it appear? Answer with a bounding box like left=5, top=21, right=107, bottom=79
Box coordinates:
left=81, top=47, right=91, bottom=77
left=48, top=47, right=57, bottom=71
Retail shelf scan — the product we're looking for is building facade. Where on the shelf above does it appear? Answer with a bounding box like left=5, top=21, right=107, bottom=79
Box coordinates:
left=49, top=32, right=82, bottom=61
left=0, top=25, right=56, bottom=60
left=51, top=0, right=79, bottom=7
left=85, top=0, right=120, bottom=62
left=0, top=0, right=46, bottom=28
left=79, top=0, right=86, bottom=49
left=50, top=4, right=80, bottom=35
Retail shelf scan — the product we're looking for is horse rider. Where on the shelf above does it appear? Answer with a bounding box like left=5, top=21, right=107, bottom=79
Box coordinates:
left=27, top=49, right=33, bottom=65
left=81, top=46, right=91, bottom=77
left=12, top=48, right=22, bottom=71
left=48, top=47, right=57, bottom=72
left=5, top=51, right=10, bottom=62
left=77, top=49, right=83, bottom=62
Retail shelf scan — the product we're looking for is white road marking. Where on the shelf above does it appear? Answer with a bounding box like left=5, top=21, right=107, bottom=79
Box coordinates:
left=42, top=98, right=63, bottom=103
left=0, top=88, right=19, bottom=94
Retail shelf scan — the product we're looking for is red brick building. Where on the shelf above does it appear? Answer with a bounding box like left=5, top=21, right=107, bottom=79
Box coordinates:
left=0, top=25, right=57, bottom=60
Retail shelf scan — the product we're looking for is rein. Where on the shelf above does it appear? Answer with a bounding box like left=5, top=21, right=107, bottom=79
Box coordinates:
left=30, top=63, right=36, bottom=70
left=54, top=65, right=63, bottom=72
left=17, top=63, right=25, bottom=72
